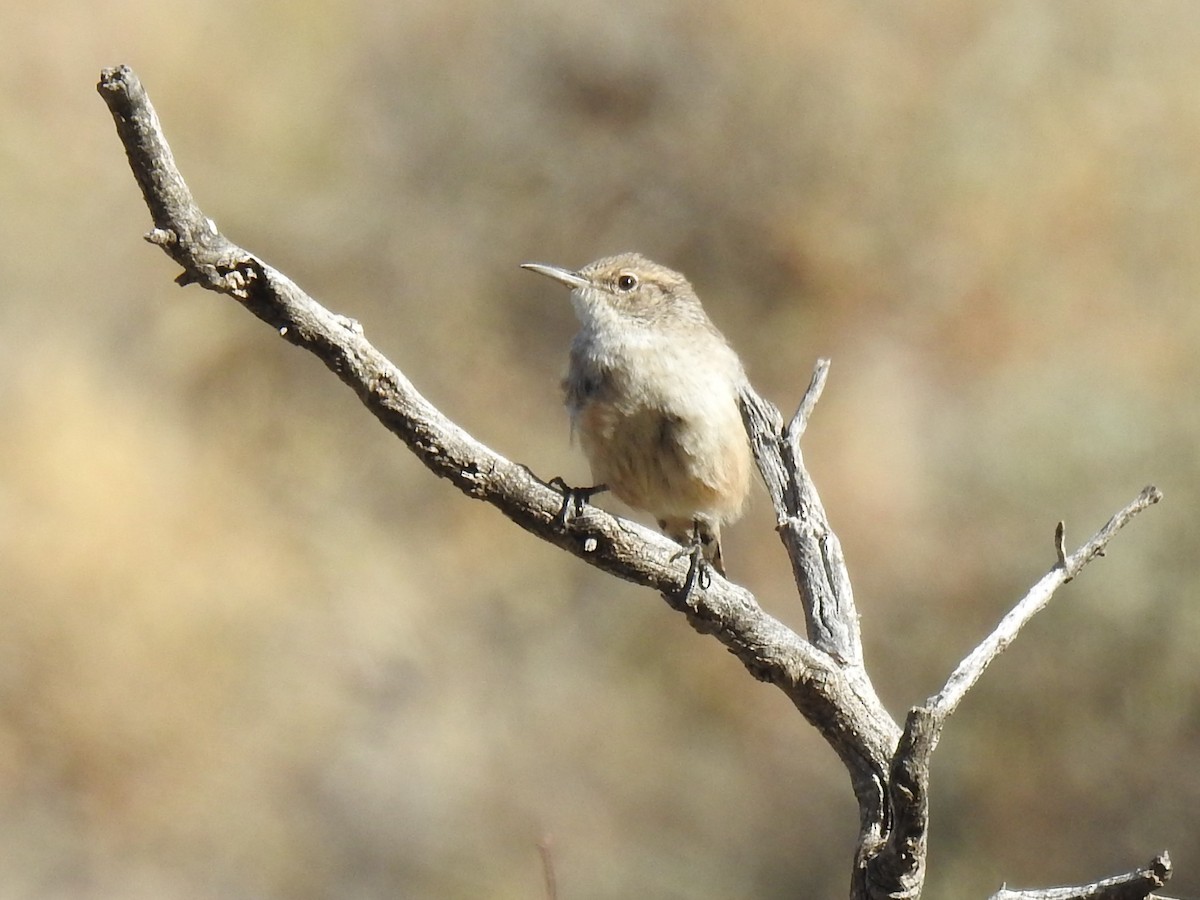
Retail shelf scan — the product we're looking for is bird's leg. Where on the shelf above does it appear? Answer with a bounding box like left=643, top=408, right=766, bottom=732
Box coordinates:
left=547, top=477, right=608, bottom=530
left=670, top=521, right=713, bottom=603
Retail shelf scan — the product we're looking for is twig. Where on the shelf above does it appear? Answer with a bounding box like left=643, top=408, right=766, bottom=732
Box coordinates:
left=930, top=485, right=1162, bottom=720
left=990, top=852, right=1173, bottom=900
left=538, top=836, right=558, bottom=900
left=786, top=357, right=831, bottom=446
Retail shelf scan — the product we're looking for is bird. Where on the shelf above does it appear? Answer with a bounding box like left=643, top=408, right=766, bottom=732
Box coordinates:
left=521, top=252, right=752, bottom=576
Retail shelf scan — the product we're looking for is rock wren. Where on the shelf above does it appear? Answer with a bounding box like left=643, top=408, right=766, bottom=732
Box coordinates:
left=521, top=252, right=752, bottom=575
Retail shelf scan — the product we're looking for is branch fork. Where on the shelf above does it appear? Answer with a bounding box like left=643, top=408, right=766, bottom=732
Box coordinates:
left=98, top=64, right=1169, bottom=900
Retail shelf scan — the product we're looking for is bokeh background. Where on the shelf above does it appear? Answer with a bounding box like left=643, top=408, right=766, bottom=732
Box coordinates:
left=2, top=2, right=1198, bottom=897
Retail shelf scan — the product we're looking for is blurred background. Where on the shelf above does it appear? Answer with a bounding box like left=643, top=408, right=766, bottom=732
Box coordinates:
left=2, top=1, right=1198, bottom=897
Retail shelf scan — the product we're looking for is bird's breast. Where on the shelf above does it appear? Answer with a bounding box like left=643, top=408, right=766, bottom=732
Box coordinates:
left=567, top=339, right=750, bottom=522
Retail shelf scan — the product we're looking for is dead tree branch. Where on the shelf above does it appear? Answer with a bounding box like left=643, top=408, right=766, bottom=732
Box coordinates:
left=990, top=853, right=1173, bottom=900
left=739, top=361, right=862, bottom=666
left=868, top=486, right=1163, bottom=898
left=97, top=60, right=897, bottom=867
left=931, top=485, right=1163, bottom=721
left=98, top=65, right=1168, bottom=900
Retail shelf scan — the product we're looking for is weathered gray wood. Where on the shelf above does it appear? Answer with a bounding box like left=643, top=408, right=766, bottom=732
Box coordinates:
left=98, top=64, right=1168, bottom=900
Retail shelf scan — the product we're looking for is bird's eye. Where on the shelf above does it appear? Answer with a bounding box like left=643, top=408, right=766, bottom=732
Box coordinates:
left=616, top=272, right=638, bottom=292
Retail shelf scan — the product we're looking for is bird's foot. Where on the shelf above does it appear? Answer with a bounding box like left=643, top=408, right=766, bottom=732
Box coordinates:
left=547, top=478, right=608, bottom=530
left=670, top=525, right=713, bottom=605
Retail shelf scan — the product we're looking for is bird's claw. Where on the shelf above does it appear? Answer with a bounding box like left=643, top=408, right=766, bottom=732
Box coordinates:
left=671, top=533, right=712, bottom=605
left=548, top=477, right=607, bottom=530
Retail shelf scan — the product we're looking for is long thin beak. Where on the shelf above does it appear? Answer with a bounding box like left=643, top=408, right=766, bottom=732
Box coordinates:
left=520, top=262, right=590, bottom=290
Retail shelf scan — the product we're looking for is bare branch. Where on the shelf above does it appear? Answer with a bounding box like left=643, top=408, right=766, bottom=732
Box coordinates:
left=99, top=65, right=1172, bottom=900
left=865, top=487, right=1165, bottom=896
left=930, top=485, right=1162, bottom=720
left=858, top=705, right=937, bottom=900
left=740, top=372, right=863, bottom=667
left=97, top=64, right=901, bottom=843
left=786, top=357, right=831, bottom=445
left=740, top=369, right=909, bottom=898
left=990, top=853, right=1172, bottom=900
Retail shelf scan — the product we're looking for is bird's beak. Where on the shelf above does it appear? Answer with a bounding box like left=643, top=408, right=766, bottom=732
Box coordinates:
left=520, top=262, right=590, bottom=290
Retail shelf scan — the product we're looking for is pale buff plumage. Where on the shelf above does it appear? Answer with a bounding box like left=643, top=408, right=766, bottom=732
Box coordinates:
left=523, top=253, right=752, bottom=574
